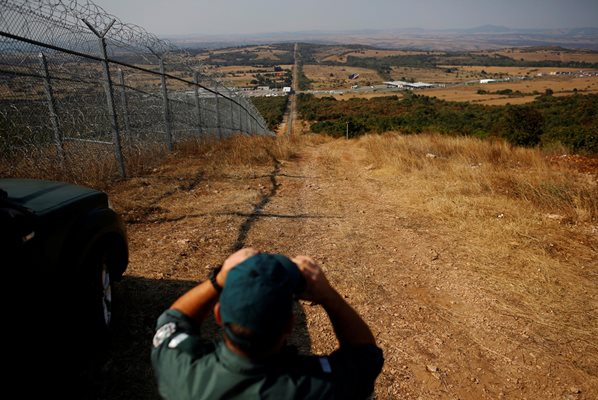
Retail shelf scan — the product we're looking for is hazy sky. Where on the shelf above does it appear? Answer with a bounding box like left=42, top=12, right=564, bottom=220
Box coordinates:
left=92, top=0, right=598, bottom=36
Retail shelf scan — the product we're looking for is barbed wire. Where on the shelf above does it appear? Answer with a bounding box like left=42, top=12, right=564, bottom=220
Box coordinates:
left=0, top=0, right=272, bottom=184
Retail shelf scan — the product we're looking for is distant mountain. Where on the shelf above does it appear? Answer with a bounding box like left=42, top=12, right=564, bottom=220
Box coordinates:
left=565, top=27, right=598, bottom=36
left=462, top=25, right=512, bottom=33
left=166, top=26, right=598, bottom=51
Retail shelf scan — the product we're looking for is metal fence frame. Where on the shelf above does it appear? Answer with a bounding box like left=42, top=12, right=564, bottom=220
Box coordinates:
left=0, top=0, right=271, bottom=179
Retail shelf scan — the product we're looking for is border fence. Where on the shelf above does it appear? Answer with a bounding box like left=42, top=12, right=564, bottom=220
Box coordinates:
left=0, top=0, right=271, bottom=181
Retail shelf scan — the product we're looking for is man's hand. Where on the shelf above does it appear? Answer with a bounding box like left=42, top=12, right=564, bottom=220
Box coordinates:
left=217, top=247, right=259, bottom=287
left=292, top=255, right=335, bottom=304
left=293, top=255, right=376, bottom=347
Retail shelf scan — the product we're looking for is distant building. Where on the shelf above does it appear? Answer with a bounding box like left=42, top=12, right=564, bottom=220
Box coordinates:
left=383, top=80, right=434, bottom=89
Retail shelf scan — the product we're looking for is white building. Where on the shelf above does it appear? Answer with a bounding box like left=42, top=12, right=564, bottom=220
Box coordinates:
left=383, top=81, right=435, bottom=89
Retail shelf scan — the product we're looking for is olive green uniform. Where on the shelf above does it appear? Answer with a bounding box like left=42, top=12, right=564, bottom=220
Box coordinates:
left=152, top=309, right=384, bottom=400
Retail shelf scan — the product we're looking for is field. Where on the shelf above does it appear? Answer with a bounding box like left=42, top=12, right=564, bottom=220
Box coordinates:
left=214, top=64, right=293, bottom=88
left=195, top=45, right=291, bottom=62
left=317, top=48, right=440, bottom=63
left=302, top=65, right=382, bottom=89
left=418, top=75, right=598, bottom=105
left=487, top=49, right=598, bottom=63
left=191, top=44, right=598, bottom=99
left=93, top=134, right=597, bottom=399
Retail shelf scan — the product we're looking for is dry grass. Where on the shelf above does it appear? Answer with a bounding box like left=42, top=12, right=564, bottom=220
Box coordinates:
left=358, top=133, right=597, bottom=224
left=0, top=142, right=168, bottom=190
left=0, top=135, right=297, bottom=191
left=290, top=135, right=597, bottom=397
left=174, top=134, right=300, bottom=171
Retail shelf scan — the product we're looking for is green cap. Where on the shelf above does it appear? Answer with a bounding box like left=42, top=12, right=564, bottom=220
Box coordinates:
left=220, top=253, right=304, bottom=347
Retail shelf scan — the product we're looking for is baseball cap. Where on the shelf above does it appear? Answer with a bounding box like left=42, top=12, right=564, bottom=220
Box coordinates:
left=220, top=253, right=305, bottom=348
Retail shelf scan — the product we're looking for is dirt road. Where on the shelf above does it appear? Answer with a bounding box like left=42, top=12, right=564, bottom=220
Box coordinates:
left=103, top=138, right=597, bottom=399
left=278, top=43, right=300, bottom=136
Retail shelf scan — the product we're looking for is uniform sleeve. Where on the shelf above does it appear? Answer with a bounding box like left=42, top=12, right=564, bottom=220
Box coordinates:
left=151, top=309, right=213, bottom=400
left=326, top=344, right=384, bottom=399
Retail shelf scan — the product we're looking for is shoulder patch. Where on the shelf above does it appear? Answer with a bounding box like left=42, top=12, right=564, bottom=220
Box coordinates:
left=168, top=333, right=190, bottom=349
left=153, top=322, right=176, bottom=348
left=319, top=357, right=332, bottom=373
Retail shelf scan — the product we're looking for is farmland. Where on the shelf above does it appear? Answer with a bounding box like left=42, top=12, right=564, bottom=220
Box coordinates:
left=194, top=44, right=598, bottom=107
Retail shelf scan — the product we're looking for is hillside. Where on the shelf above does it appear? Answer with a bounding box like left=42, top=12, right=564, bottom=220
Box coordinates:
left=100, top=134, right=597, bottom=399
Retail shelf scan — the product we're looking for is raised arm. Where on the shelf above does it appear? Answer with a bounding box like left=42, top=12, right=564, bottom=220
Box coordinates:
left=292, top=256, right=376, bottom=347
left=171, top=248, right=259, bottom=325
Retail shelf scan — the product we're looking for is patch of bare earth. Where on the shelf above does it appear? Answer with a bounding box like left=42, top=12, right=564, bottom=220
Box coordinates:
left=100, top=135, right=597, bottom=400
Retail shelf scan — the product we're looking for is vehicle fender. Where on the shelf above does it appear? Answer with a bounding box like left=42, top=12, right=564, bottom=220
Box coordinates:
left=63, top=207, right=128, bottom=279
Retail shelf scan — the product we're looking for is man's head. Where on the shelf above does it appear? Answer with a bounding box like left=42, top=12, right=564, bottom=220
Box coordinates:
left=215, top=253, right=305, bottom=357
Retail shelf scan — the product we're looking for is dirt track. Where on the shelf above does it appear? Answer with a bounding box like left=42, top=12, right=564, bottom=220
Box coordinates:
left=102, top=138, right=597, bottom=399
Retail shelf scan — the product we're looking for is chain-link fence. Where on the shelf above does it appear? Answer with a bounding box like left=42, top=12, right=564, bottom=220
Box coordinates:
left=0, top=0, right=271, bottom=182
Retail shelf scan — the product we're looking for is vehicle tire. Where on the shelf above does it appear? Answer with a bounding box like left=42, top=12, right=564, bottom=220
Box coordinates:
left=90, top=248, right=112, bottom=339
left=74, top=244, right=114, bottom=356
left=99, top=256, right=113, bottom=329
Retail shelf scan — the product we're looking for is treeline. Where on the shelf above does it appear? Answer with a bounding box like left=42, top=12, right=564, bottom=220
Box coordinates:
left=325, top=52, right=598, bottom=74
left=204, top=47, right=294, bottom=66
left=251, top=96, right=289, bottom=131
left=297, top=63, right=312, bottom=91
left=297, top=93, right=598, bottom=153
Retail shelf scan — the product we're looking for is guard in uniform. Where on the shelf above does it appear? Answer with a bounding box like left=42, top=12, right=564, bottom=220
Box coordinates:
left=152, top=249, right=384, bottom=399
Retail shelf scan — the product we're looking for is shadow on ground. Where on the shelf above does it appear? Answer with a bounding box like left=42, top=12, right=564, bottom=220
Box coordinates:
left=92, top=275, right=311, bottom=400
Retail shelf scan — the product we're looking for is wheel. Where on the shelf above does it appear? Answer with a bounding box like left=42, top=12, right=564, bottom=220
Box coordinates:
left=89, top=249, right=112, bottom=337
left=100, top=260, right=112, bottom=328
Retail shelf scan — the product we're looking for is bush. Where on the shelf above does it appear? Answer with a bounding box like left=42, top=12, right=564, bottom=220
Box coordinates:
left=296, top=92, right=598, bottom=153
left=502, top=107, right=543, bottom=147
left=250, top=96, right=289, bottom=131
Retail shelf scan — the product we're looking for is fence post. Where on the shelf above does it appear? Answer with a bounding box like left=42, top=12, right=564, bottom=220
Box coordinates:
left=230, top=97, right=235, bottom=135
left=215, top=89, right=222, bottom=139
left=193, top=72, right=203, bottom=136
left=158, top=58, right=173, bottom=150
left=82, top=18, right=126, bottom=177
left=245, top=109, right=250, bottom=135
left=38, top=52, right=64, bottom=165
left=117, top=69, right=132, bottom=147
left=238, top=102, right=243, bottom=135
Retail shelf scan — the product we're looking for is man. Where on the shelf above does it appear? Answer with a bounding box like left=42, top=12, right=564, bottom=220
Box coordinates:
left=152, top=248, right=384, bottom=399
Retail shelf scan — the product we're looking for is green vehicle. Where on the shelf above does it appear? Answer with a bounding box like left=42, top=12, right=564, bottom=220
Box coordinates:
left=0, top=179, right=128, bottom=343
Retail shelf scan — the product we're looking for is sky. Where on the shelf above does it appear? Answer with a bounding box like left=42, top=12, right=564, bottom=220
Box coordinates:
left=91, top=0, right=598, bottom=36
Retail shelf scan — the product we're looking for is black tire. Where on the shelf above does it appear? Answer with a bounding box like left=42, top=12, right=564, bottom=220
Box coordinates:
left=89, top=247, right=112, bottom=343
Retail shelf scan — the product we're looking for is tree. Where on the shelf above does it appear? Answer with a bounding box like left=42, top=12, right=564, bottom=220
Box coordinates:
left=503, top=107, right=544, bottom=146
